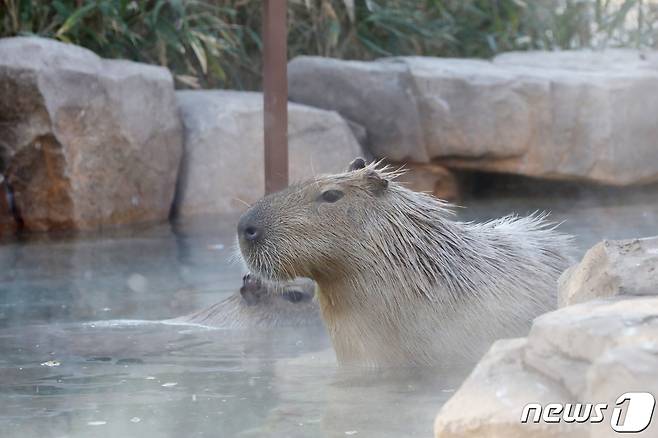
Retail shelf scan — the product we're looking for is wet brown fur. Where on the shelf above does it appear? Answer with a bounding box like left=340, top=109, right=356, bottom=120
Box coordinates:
left=238, top=159, right=573, bottom=367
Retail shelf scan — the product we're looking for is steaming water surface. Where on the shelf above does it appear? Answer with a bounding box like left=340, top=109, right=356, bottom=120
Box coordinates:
left=1, top=185, right=657, bottom=438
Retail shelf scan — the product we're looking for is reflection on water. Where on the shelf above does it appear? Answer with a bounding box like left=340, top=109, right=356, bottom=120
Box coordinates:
left=1, top=182, right=658, bottom=438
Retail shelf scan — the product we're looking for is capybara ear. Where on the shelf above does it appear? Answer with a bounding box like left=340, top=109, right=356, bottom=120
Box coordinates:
left=240, top=285, right=260, bottom=305
left=347, top=157, right=367, bottom=172
left=365, top=169, right=389, bottom=195
left=240, top=274, right=262, bottom=305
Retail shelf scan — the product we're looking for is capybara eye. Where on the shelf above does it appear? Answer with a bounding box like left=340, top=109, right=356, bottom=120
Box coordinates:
left=320, top=189, right=344, bottom=203
left=282, top=290, right=306, bottom=303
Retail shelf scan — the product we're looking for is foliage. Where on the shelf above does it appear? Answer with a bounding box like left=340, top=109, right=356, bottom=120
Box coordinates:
left=1, top=0, right=657, bottom=89
left=524, top=0, right=658, bottom=50
left=0, top=0, right=259, bottom=88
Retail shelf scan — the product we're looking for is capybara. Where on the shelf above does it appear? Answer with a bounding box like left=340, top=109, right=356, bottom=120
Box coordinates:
left=176, top=274, right=320, bottom=328
left=237, top=158, right=572, bottom=366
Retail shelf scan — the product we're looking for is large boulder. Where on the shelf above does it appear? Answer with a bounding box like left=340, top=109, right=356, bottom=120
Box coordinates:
left=0, top=37, right=183, bottom=232
left=559, top=236, right=658, bottom=307
left=434, top=297, right=658, bottom=438
left=174, top=90, right=364, bottom=217
left=434, top=338, right=584, bottom=438
left=288, top=51, right=658, bottom=185
left=289, top=58, right=424, bottom=162
left=494, top=49, right=658, bottom=71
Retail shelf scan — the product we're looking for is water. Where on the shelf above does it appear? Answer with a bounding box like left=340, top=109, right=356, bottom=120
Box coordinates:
left=1, top=181, right=657, bottom=438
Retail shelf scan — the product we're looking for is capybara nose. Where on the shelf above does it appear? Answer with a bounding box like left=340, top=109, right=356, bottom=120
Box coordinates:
left=238, top=211, right=262, bottom=242
left=243, top=225, right=260, bottom=241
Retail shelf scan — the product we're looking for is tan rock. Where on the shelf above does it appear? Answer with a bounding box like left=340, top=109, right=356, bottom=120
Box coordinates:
left=0, top=37, right=183, bottom=232
left=434, top=338, right=582, bottom=438
left=586, top=346, right=658, bottom=438
left=289, top=51, right=658, bottom=185
left=394, top=162, right=460, bottom=202
left=523, top=298, right=658, bottom=396
left=174, top=90, right=364, bottom=217
left=558, top=236, right=658, bottom=307
left=434, top=297, right=658, bottom=438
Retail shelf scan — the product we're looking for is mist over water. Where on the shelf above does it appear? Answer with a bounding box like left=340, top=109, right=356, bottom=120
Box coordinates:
left=1, top=179, right=657, bottom=437
left=461, top=174, right=658, bottom=253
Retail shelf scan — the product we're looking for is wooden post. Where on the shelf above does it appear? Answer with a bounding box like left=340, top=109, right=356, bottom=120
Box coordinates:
left=262, top=0, right=288, bottom=194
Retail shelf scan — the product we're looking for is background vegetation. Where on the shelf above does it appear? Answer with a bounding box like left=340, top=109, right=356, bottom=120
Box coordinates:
left=1, top=0, right=656, bottom=89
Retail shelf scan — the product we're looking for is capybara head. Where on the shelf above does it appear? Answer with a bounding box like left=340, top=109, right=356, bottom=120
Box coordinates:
left=239, top=274, right=315, bottom=306
left=237, top=158, right=412, bottom=282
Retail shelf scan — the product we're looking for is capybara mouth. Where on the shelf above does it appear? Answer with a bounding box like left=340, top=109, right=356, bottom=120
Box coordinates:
left=238, top=242, right=295, bottom=283
left=253, top=262, right=296, bottom=282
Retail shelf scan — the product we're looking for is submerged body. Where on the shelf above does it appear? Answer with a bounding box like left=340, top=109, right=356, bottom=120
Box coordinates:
left=238, top=159, right=573, bottom=367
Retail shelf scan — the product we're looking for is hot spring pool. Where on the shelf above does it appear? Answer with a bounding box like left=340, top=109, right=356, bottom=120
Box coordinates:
left=1, top=184, right=657, bottom=438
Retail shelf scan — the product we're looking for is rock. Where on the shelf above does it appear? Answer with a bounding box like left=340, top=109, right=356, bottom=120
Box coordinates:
left=558, top=236, right=658, bottom=307
left=345, top=119, right=369, bottom=152
left=0, top=179, right=16, bottom=236
left=434, top=298, right=658, bottom=438
left=0, top=37, right=183, bottom=232
left=494, top=49, right=658, bottom=71
left=174, top=90, right=364, bottom=217
left=585, top=346, right=658, bottom=438
left=434, top=338, right=583, bottom=438
left=393, top=162, right=460, bottom=202
left=289, top=57, right=424, bottom=162
left=288, top=51, right=658, bottom=185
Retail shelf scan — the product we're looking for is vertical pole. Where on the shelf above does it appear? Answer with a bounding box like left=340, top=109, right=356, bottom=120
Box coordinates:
left=263, top=0, right=288, bottom=195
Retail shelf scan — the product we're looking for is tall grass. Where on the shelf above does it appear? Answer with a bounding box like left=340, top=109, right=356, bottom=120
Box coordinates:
left=1, top=0, right=656, bottom=89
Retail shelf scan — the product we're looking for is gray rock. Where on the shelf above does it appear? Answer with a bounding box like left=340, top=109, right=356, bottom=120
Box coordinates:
left=288, top=57, right=423, bottom=162
left=288, top=51, right=658, bottom=185
left=558, top=236, right=658, bottom=307
left=174, top=90, right=364, bottom=217
left=494, top=49, right=658, bottom=70
left=0, top=37, right=183, bottom=232
left=434, top=297, right=658, bottom=438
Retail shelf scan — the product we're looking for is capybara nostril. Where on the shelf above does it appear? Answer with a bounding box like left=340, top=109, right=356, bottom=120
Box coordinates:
left=237, top=211, right=262, bottom=242
left=243, top=225, right=260, bottom=241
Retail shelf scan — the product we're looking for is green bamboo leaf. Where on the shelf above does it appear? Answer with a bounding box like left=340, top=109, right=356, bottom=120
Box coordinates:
left=208, top=55, right=227, bottom=83
left=357, top=34, right=391, bottom=56
left=149, top=0, right=169, bottom=27
left=189, top=36, right=207, bottom=74
left=56, top=3, right=96, bottom=37
left=52, top=1, right=72, bottom=18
